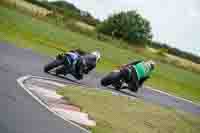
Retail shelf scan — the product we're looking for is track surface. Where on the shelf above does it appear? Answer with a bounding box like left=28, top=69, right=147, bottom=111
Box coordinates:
left=0, top=43, right=86, bottom=133
left=0, top=43, right=199, bottom=133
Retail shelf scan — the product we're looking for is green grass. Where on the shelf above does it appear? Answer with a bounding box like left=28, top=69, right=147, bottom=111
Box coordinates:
left=0, top=5, right=200, bottom=103
left=58, top=85, right=200, bottom=133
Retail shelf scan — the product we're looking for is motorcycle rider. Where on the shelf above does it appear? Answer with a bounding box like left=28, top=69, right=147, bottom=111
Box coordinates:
left=64, top=50, right=101, bottom=79
left=102, top=60, right=155, bottom=92
left=46, top=49, right=101, bottom=80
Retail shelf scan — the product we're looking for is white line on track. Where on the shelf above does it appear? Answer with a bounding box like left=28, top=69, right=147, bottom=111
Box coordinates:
left=145, top=86, right=200, bottom=106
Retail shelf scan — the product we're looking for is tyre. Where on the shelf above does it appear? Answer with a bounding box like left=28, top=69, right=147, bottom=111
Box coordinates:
left=101, top=71, right=122, bottom=87
left=55, top=65, right=66, bottom=75
left=44, top=60, right=62, bottom=73
left=112, top=81, right=122, bottom=90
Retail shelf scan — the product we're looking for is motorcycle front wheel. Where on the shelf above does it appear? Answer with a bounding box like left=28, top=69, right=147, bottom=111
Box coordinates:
left=101, top=71, right=122, bottom=87
left=44, top=59, right=63, bottom=73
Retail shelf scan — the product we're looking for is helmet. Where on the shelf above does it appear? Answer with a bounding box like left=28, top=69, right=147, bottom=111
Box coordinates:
left=146, top=60, right=156, bottom=70
left=91, top=51, right=101, bottom=63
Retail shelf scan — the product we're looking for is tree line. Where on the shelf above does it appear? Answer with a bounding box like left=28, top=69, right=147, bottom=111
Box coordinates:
left=24, top=0, right=100, bottom=26
left=150, top=41, right=200, bottom=64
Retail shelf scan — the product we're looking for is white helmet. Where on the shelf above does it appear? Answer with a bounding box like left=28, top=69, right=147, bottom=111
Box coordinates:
left=147, top=60, right=156, bottom=70
left=91, top=51, right=101, bottom=63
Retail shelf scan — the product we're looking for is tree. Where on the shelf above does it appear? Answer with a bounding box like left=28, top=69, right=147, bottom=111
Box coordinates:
left=97, top=11, right=153, bottom=44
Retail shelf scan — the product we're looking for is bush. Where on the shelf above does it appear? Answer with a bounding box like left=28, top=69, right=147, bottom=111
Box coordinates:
left=97, top=10, right=153, bottom=44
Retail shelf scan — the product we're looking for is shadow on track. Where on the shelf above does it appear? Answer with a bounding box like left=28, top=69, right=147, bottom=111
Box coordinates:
left=106, top=86, right=139, bottom=98
left=46, top=72, right=82, bottom=85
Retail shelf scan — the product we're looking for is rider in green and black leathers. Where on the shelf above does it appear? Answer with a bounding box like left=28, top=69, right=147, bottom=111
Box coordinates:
left=119, top=60, right=155, bottom=92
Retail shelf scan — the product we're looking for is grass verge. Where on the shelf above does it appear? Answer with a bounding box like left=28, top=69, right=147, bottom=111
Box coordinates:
left=0, top=5, right=200, bottom=103
left=58, top=85, right=200, bottom=133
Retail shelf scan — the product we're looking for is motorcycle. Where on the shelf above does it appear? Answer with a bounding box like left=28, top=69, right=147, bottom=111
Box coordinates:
left=44, top=51, right=101, bottom=80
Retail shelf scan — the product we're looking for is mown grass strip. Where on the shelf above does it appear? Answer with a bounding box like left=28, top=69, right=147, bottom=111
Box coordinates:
left=58, top=85, right=200, bottom=133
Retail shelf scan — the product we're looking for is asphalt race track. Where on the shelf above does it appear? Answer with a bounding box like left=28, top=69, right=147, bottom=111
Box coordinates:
left=0, top=42, right=199, bottom=133
left=0, top=43, right=86, bottom=133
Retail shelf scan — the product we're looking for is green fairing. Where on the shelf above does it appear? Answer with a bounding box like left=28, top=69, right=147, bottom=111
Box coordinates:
left=133, top=61, right=152, bottom=80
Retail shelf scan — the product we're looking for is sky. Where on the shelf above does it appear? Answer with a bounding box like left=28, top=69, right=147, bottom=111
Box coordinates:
left=49, top=0, right=200, bottom=56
